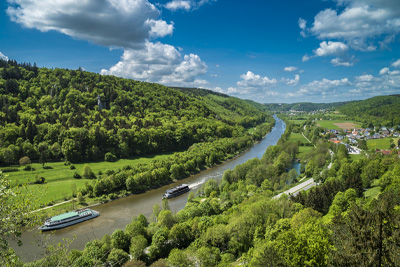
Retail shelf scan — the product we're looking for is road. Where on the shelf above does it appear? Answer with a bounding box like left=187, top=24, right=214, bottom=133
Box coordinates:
left=273, top=178, right=316, bottom=199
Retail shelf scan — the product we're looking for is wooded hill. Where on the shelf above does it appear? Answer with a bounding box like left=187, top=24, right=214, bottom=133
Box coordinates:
left=338, top=94, right=400, bottom=127
left=0, top=59, right=269, bottom=165
left=263, top=102, right=348, bottom=112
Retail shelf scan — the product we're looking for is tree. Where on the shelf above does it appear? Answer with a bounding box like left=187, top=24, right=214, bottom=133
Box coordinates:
left=158, top=210, right=176, bottom=229
left=129, top=235, right=147, bottom=261
left=107, top=248, right=129, bottom=267
left=82, top=164, right=95, bottom=179
left=167, top=248, right=190, bottom=267
left=111, top=229, right=131, bottom=253
left=38, top=142, right=50, bottom=167
left=0, top=172, right=41, bottom=264
left=19, top=156, right=31, bottom=167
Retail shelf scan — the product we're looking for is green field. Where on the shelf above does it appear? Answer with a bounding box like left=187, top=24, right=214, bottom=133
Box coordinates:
left=316, top=120, right=361, bottom=129
left=3, top=152, right=179, bottom=205
left=367, top=138, right=399, bottom=150
left=288, top=119, right=307, bottom=126
left=289, top=133, right=310, bottom=145
left=247, top=122, right=270, bottom=134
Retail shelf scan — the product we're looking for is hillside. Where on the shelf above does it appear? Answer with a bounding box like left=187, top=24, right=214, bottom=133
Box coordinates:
left=263, top=102, right=348, bottom=112
left=338, top=94, right=400, bottom=127
left=174, top=87, right=272, bottom=127
left=0, top=60, right=269, bottom=165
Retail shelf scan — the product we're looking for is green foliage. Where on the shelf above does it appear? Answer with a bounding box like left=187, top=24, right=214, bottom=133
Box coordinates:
left=105, top=152, right=117, bottom=162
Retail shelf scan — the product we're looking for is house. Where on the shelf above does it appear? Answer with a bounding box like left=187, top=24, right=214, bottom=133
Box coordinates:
left=393, top=132, right=399, bottom=138
left=372, top=133, right=381, bottom=139
left=376, top=149, right=391, bottom=155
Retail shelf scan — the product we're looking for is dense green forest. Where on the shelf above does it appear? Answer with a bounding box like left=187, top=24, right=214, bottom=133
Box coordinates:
left=174, top=87, right=270, bottom=126
left=338, top=94, right=400, bottom=127
left=263, top=102, right=348, bottom=112
left=26, top=121, right=400, bottom=266
left=0, top=60, right=269, bottom=166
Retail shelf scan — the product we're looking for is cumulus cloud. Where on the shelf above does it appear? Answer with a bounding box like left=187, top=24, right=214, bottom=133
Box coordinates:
left=165, top=0, right=192, bottom=11
left=285, top=75, right=300, bottom=86
left=164, top=0, right=215, bottom=12
left=294, top=78, right=351, bottom=97
left=379, top=67, right=390, bottom=75
left=237, top=71, right=278, bottom=88
left=314, top=41, right=348, bottom=57
left=302, top=55, right=310, bottom=62
left=0, top=52, right=8, bottom=61
left=284, top=66, right=298, bottom=72
left=6, top=0, right=210, bottom=86
left=298, top=18, right=307, bottom=37
left=101, top=42, right=208, bottom=87
left=331, top=57, right=354, bottom=66
left=6, top=0, right=173, bottom=49
left=392, top=59, right=400, bottom=68
left=307, top=0, right=400, bottom=50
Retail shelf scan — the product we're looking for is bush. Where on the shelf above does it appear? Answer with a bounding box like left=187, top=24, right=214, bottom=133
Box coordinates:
left=64, top=161, right=71, bottom=166
left=24, top=165, right=34, bottom=171
left=34, top=175, right=46, bottom=184
left=19, top=156, right=31, bottom=166
left=1, top=167, right=19, bottom=173
left=70, top=165, right=76, bottom=170
left=105, top=152, right=117, bottom=162
left=43, top=166, right=53, bottom=169
left=108, top=193, right=118, bottom=200
left=73, top=171, right=82, bottom=179
left=82, top=164, right=95, bottom=179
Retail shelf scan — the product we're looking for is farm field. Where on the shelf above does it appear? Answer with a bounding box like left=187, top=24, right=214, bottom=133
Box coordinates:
left=289, top=133, right=310, bottom=145
left=3, top=152, right=180, bottom=205
left=367, top=138, right=399, bottom=150
left=317, top=120, right=361, bottom=129
left=288, top=119, right=307, bottom=125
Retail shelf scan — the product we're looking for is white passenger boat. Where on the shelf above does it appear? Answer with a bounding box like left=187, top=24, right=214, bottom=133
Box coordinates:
left=162, top=184, right=190, bottom=199
left=38, top=208, right=100, bottom=231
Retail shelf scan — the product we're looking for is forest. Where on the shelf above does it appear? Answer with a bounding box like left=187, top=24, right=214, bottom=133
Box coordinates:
left=0, top=59, right=270, bottom=166
left=22, top=117, right=400, bottom=266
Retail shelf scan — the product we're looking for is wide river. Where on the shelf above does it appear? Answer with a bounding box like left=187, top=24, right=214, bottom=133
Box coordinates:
left=15, top=115, right=285, bottom=262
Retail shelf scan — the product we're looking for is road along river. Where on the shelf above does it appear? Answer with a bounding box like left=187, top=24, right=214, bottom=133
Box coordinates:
left=14, top=115, right=286, bottom=262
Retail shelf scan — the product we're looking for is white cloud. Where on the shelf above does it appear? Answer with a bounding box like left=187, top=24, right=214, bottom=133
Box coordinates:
left=237, top=71, right=278, bottom=88
left=0, top=52, right=8, bottom=61
left=101, top=42, right=208, bottom=87
left=285, top=75, right=300, bottom=86
left=296, top=78, right=351, bottom=96
left=298, top=18, right=307, bottom=37
left=314, top=41, right=348, bottom=57
left=164, top=0, right=215, bottom=12
left=392, top=59, right=400, bottom=68
left=308, top=0, right=400, bottom=50
left=331, top=57, right=354, bottom=66
left=356, top=74, right=374, bottom=82
left=379, top=67, right=390, bottom=75
left=284, top=66, right=298, bottom=72
left=165, top=0, right=192, bottom=11
left=302, top=55, right=310, bottom=62
left=6, top=0, right=173, bottom=49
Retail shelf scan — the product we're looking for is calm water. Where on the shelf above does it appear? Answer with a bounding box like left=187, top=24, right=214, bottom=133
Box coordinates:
left=14, top=115, right=286, bottom=262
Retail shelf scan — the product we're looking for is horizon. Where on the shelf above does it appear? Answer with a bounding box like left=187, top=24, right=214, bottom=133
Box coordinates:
left=1, top=0, right=400, bottom=103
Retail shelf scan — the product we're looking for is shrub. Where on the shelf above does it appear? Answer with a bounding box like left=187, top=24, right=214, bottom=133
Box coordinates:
left=105, top=152, right=117, bottom=162
left=19, top=156, right=31, bottom=166
left=43, top=166, right=53, bottom=169
left=108, top=193, right=118, bottom=200
left=82, top=164, right=95, bottom=179
left=70, top=165, right=76, bottom=170
left=24, top=165, right=34, bottom=171
left=34, top=175, right=46, bottom=184
left=1, top=167, right=19, bottom=173
left=73, top=171, right=82, bottom=179
left=64, top=161, right=71, bottom=166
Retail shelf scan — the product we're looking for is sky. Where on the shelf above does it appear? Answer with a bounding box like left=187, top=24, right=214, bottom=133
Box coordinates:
left=1, top=0, right=400, bottom=103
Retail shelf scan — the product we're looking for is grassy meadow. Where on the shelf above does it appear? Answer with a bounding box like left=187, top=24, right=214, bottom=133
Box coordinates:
left=367, top=138, right=399, bottom=150
left=3, top=152, right=180, bottom=205
left=316, top=119, right=361, bottom=129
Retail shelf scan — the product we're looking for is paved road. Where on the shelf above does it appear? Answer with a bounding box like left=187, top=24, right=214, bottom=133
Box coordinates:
left=273, top=178, right=316, bottom=199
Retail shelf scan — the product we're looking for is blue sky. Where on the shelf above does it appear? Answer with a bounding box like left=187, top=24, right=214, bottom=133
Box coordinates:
left=1, top=0, right=400, bottom=103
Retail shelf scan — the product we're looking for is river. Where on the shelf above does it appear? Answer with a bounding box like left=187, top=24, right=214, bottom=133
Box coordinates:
left=14, top=115, right=286, bottom=262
